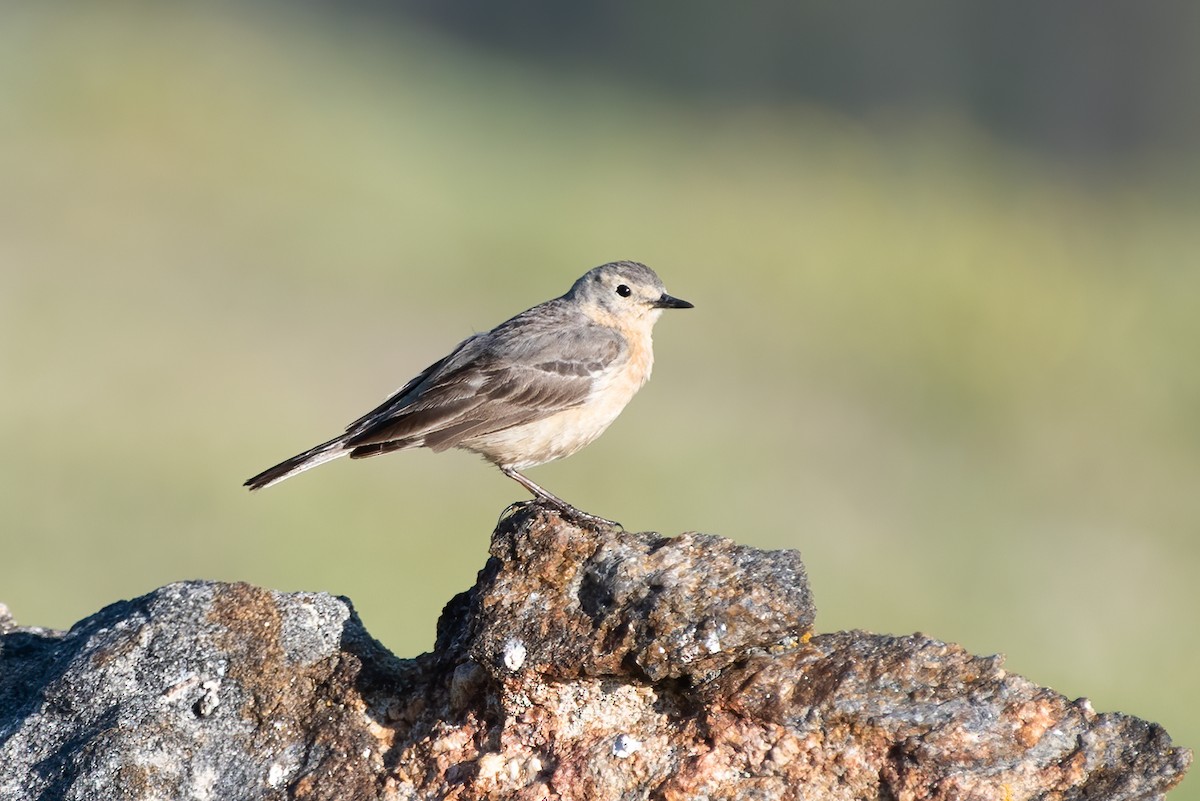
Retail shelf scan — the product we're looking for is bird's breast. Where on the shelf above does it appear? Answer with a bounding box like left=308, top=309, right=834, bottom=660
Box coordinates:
left=463, top=326, right=655, bottom=470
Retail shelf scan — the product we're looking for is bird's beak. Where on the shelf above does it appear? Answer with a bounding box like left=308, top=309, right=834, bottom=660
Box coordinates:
left=654, top=293, right=694, bottom=310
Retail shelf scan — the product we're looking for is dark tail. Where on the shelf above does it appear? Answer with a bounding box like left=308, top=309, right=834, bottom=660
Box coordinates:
left=244, top=436, right=349, bottom=491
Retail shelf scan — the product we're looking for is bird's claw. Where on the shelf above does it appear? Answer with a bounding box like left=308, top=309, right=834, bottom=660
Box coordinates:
left=541, top=499, right=623, bottom=531
left=498, top=498, right=623, bottom=531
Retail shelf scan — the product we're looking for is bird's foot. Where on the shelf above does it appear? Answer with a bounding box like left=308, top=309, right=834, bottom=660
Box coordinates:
left=500, top=498, right=622, bottom=531
left=550, top=501, right=623, bottom=531
left=498, top=500, right=533, bottom=524
left=498, top=468, right=623, bottom=529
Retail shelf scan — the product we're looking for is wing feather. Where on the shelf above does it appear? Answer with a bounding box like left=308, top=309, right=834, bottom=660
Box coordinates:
left=344, top=304, right=625, bottom=452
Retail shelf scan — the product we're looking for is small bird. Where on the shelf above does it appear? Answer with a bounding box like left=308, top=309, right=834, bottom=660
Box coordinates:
left=244, top=261, right=693, bottom=525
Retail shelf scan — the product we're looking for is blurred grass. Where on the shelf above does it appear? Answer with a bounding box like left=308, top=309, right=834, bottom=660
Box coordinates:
left=1, top=3, right=1196, bottom=793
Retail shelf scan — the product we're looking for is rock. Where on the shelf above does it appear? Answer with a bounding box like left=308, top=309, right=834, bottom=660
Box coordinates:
left=0, top=582, right=405, bottom=801
left=441, top=506, right=814, bottom=683
left=0, top=504, right=1191, bottom=800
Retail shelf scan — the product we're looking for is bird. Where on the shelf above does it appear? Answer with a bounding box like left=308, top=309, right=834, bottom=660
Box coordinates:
left=244, top=260, right=693, bottom=526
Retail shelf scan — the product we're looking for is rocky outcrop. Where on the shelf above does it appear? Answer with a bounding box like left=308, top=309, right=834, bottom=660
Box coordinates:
left=0, top=504, right=1190, bottom=799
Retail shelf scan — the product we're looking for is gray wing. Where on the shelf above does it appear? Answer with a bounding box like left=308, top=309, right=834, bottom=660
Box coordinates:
left=343, top=301, right=627, bottom=454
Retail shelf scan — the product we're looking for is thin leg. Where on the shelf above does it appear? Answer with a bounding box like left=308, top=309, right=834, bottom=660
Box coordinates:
left=500, top=467, right=622, bottom=529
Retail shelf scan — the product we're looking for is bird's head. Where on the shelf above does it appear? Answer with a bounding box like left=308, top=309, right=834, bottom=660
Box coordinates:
left=568, top=261, right=693, bottom=327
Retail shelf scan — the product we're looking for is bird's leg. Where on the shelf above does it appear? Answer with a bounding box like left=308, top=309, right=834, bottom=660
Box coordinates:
left=500, top=467, right=622, bottom=529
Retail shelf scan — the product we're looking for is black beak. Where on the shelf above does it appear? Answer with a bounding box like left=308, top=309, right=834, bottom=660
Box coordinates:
left=654, top=293, right=694, bottom=310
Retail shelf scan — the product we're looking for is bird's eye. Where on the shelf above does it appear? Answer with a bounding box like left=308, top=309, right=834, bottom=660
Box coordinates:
left=616, top=284, right=632, bottom=297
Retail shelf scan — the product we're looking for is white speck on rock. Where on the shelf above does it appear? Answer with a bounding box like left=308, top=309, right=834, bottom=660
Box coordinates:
left=613, top=734, right=642, bottom=758
left=477, top=752, right=505, bottom=780
left=503, top=638, right=526, bottom=672
left=189, top=765, right=217, bottom=799
left=704, top=629, right=722, bottom=654
left=267, top=763, right=285, bottom=787
left=195, top=680, right=220, bottom=717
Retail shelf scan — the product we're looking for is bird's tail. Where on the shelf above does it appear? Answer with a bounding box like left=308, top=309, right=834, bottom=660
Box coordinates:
left=244, top=436, right=350, bottom=491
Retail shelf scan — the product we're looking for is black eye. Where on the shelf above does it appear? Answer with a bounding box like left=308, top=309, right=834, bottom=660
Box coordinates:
left=616, top=284, right=632, bottom=297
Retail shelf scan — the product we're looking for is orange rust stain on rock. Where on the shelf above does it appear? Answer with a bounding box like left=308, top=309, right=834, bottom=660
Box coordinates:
left=1011, top=697, right=1057, bottom=749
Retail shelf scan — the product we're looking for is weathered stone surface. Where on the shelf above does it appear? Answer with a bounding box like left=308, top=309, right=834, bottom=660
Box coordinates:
left=441, top=505, right=814, bottom=683
left=0, top=582, right=406, bottom=801
left=0, top=504, right=1191, bottom=800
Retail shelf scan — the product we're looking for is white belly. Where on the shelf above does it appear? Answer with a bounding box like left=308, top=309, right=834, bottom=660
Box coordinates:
left=461, top=332, right=654, bottom=469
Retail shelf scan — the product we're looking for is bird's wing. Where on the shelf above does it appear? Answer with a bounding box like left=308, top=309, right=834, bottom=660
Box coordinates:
left=344, top=306, right=627, bottom=450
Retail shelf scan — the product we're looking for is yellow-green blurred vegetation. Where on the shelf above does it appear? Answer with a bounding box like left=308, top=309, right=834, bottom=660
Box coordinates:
left=2, top=3, right=1196, bottom=793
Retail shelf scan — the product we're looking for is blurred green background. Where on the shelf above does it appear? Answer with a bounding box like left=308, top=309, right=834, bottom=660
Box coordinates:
left=2, top=1, right=1197, bottom=793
